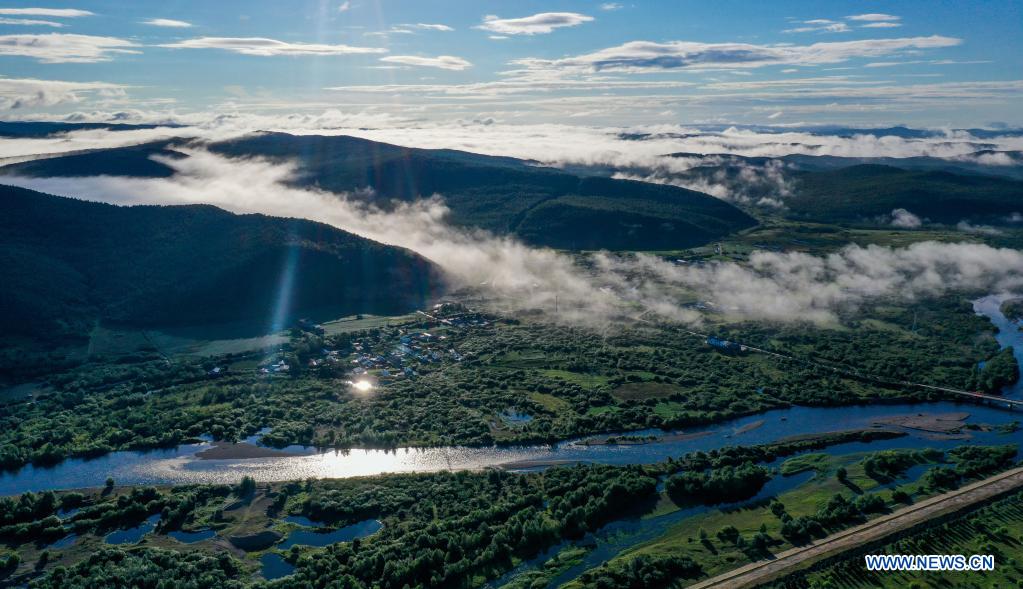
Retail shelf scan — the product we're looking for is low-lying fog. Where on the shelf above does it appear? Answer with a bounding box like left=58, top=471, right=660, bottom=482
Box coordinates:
left=3, top=138, right=1021, bottom=329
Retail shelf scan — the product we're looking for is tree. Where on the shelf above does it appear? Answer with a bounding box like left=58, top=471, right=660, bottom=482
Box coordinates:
left=236, top=476, right=256, bottom=497
left=891, top=489, right=912, bottom=504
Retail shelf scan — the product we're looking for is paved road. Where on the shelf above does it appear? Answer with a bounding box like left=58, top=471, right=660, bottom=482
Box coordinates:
left=685, top=465, right=1023, bottom=589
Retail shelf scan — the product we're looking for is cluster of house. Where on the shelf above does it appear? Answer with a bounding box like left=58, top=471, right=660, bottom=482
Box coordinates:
left=346, top=329, right=468, bottom=381
left=307, top=348, right=344, bottom=369
left=260, top=359, right=291, bottom=374
left=426, top=302, right=492, bottom=329
left=247, top=303, right=490, bottom=381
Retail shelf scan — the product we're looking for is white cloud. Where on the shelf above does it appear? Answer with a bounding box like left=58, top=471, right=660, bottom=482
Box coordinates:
left=783, top=19, right=851, bottom=34
left=316, top=122, right=1023, bottom=168
left=331, top=77, right=695, bottom=96
left=338, top=1, right=351, bottom=12
left=364, top=28, right=415, bottom=37
left=478, top=12, right=594, bottom=35
left=364, top=23, right=454, bottom=36
left=4, top=147, right=1020, bottom=328
left=890, top=208, right=922, bottom=228
left=512, top=36, right=962, bottom=73
left=862, top=22, right=902, bottom=28
left=379, top=55, right=471, bottom=70
left=406, top=23, right=454, bottom=32
left=159, top=37, right=387, bottom=56
left=611, top=242, right=1023, bottom=324
left=0, top=8, right=93, bottom=17
left=952, top=151, right=1021, bottom=166
left=847, top=13, right=901, bottom=21
left=0, top=76, right=126, bottom=110
left=0, top=33, right=140, bottom=63
left=0, top=125, right=198, bottom=161
left=142, top=18, right=193, bottom=28
left=931, top=59, right=992, bottom=65
left=600, top=3, right=623, bottom=10
left=0, top=17, right=63, bottom=27
left=956, top=220, right=1003, bottom=235
left=4, top=113, right=1022, bottom=173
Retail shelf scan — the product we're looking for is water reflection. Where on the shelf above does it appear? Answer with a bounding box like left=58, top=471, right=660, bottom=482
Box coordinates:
left=46, top=533, right=78, bottom=550
left=974, top=294, right=1023, bottom=398
left=0, top=297, right=1018, bottom=496
left=261, top=552, right=294, bottom=580
left=279, top=519, right=382, bottom=549
left=283, top=515, right=319, bottom=527
left=168, top=529, right=216, bottom=543
left=2, top=401, right=1022, bottom=496
left=104, top=514, right=160, bottom=545
left=493, top=469, right=818, bottom=589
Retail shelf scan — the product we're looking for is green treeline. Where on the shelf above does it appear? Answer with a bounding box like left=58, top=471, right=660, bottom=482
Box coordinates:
left=972, top=346, right=1020, bottom=393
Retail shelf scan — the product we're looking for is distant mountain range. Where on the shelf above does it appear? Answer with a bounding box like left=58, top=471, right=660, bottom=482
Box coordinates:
left=652, top=152, right=1023, bottom=225
left=0, top=185, right=442, bottom=340
left=5, top=120, right=1021, bottom=140
left=665, top=150, right=1023, bottom=180
left=620, top=124, right=1023, bottom=141
left=785, top=164, right=1023, bottom=224
left=0, top=120, right=179, bottom=138
left=1, top=132, right=758, bottom=251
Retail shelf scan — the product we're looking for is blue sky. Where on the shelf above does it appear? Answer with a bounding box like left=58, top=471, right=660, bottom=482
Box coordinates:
left=0, top=0, right=1020, bottom=127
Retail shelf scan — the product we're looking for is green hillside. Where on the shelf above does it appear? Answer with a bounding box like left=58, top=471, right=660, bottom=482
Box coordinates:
left=2, top=132, right=757, bottom=250
left=0, top=185, right=442, bottom=340
left=785, top=164, right=1023, bottom=223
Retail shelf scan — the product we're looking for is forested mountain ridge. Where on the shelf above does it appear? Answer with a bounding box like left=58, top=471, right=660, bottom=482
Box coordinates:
left=1, top=132, right=757, bottom=251
left=650, top=153, right=1023, bottom=223
left=785, top=164, right=1023, bottom=224
left=0, top=185, right=442, bottom=340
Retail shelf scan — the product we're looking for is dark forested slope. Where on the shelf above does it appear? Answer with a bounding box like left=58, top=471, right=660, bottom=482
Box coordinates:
left=0, top=185, right=442, bottom=339
left=2, top=132, right=757, bottom=250
left=784, top=164, right=1023, bottom=224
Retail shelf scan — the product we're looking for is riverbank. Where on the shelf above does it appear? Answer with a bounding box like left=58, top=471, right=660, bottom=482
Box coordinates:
left=3, top=401, right=1022, bottom=496
left=195, top=442, right=303, bottom=460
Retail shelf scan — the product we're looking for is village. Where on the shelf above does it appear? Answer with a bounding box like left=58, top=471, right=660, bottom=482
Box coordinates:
left=244, top=302, right=493, bottom=389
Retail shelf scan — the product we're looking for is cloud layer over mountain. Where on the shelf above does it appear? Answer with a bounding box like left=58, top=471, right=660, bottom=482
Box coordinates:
left=3, top=144, right=1020, bottom=329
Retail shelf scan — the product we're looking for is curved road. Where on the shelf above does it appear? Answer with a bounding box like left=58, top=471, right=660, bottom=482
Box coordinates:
left=686, top=465, right=1023, bottom=589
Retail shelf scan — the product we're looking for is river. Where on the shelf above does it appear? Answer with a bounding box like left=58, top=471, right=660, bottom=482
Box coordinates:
left=973, top=294, right=1023, bottom=397
left=0, top=296, right=1019, bottom=497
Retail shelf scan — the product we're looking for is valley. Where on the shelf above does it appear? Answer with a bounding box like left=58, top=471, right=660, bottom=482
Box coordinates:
left=1, top=126, right=1022, bottom=589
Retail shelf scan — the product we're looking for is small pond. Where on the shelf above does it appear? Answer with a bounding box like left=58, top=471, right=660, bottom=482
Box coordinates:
left=279, top=519, right=383, bottom=549
left=168, top=529, right=216, bottom=543
left=104, top=514, right=160, bottom=545
left=261, top=553, right=295, bottom=580
left=46, top=533, right=78, bottom=550
left=283, top=515, right=320, bottom=527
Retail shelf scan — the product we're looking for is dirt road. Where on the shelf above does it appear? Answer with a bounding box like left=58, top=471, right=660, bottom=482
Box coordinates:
left=686, top=465, right=1023, bottom=588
